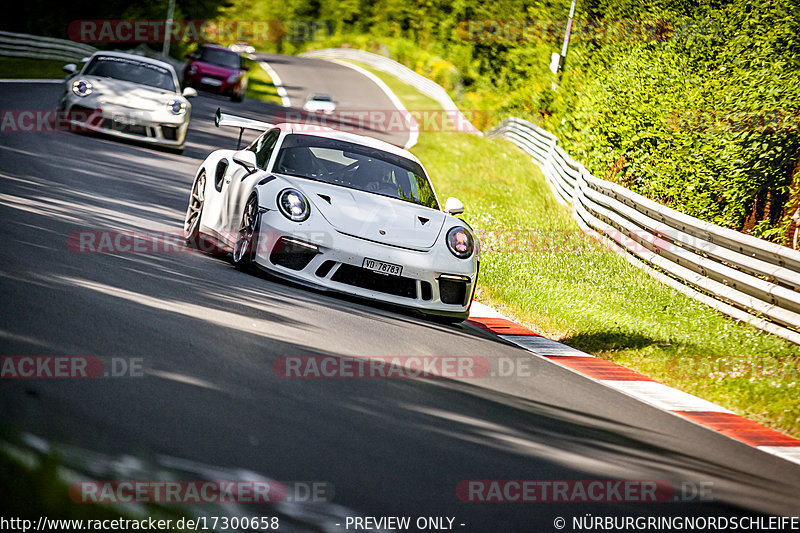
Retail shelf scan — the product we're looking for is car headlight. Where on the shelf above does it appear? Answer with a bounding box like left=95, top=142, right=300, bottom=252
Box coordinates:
left=446, top=226, right=474, bottom=259
left=277, top=188, right=310, bottom=222
left=188, top=65, right=197, bottom=75
left=228, top=73, right=240, bottom=83
left=166, top=99, right=186, bottom=115
left=71, top=80, right=92, bottom=97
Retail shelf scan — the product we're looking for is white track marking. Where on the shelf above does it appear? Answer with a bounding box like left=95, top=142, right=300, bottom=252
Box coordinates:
left=258, top=62, right=290, bottom=107
left=499, top=334, right=587, bottom=356
left=468, top=301, right=509, bottom=319
left=757, top=446, right=800, bottom=466
left=600, top=381, right=734, bottom=413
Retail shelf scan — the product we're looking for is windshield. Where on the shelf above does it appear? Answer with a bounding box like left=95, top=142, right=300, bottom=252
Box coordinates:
left=84, top=56, right=176, bottom=92
left=274, top=135, right=439, bottom=210
left=198, top=47, right=241, bottom=70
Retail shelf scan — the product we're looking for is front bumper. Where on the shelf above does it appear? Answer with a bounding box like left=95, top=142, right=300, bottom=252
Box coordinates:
left=251, top=209, right=478, bottom=317
left=61, top=97, right=189, bottom=148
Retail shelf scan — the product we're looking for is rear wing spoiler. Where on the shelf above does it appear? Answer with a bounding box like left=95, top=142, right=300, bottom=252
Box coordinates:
left=214, top=107, right=275, bottom=149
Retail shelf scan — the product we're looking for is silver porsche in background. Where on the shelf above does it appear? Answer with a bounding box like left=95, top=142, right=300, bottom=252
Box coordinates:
left=58, top=51, right=197, bottom=152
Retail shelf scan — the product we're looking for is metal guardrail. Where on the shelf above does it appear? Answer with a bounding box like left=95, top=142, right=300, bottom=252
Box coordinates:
left=489, top=117, right=800, bottom=345
left=0, top=32, right=184, bottom=78
left=0, top=31, right=97, bottom=63
left=301, top=48, right=481, bottom=135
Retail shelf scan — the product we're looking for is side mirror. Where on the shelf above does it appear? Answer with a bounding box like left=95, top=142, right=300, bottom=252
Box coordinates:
left=63, top=63, right=77, bottom=75
left=241, top=65, right=250, bottom=71
left=182, top=87, right=197, bottom=98
left=185, top=53, right=197, bottom=60
left=444, top=197, right=465, bottom=215
left=232, top=150, right=258, bottom=172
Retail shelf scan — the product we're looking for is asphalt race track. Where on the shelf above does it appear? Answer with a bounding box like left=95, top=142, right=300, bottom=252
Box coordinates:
left=1, top=56, right=799, bottom=532
left=257, top=53, right=411, bottom=148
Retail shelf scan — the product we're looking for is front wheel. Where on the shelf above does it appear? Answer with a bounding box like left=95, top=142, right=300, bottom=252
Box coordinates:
left=184, top=171, right=205, bottom=247
left=232, top=194, right=260, bottom=270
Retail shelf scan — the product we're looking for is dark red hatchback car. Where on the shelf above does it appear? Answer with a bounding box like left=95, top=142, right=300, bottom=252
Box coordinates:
left=183, top=44, right=249, bottom=101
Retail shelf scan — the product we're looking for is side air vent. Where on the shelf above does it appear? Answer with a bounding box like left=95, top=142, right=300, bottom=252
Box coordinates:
left=270, top=237, right=319, bottom=271
left=438, top=275, right=471, bottom=306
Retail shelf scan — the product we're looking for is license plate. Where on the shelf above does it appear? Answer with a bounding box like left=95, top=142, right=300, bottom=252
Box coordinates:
left=112, top=115, right=138, bottom=126
left=363, top=258, right=402, bottom=276
left=200, top=77, right=222, bottom=86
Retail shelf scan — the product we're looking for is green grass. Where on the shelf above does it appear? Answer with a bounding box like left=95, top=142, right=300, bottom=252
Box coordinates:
left=244, top=59, right=282, bottom=105
left=348, top=61, right=800, bottom=438
left=0, top=440, right=191, bottom=529
left=0, top=57, right=68, bottom=79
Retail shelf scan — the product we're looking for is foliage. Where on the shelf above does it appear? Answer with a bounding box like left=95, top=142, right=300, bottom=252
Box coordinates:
left=2, top=0, right=229, bottom=59
left=223, top=0, right=799, bottom=243
left=545, top=0, right=800, bottom=240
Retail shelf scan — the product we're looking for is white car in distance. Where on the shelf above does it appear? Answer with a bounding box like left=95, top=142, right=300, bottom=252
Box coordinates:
left=302, top=93, right=337, bottom=114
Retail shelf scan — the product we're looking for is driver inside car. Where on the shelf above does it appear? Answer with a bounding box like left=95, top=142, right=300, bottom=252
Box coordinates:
left=366, top=164, right=397, bottom=194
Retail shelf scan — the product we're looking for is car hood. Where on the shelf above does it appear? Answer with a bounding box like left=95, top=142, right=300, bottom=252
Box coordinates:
left=79, top=77, right=182, bottom=111
left=191, top=62, right=240, bottom=77
left=280, top=176, right=446, bottom=250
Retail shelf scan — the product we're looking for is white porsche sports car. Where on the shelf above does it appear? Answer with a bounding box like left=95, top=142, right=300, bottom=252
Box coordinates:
left=59, top=51, right=197, bottom=151
left=184, top=110, right=479, bottom=320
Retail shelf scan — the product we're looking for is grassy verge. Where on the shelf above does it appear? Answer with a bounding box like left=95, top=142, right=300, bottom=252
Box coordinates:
left=0, top=441, right=190, bottom=529
left=339, top=60, right=442, bottom=111
left=244, top=59, right=282, bottom=105
left=0, top=57, right=67, bottom=79
left=351, top=61, right=800, bottom=438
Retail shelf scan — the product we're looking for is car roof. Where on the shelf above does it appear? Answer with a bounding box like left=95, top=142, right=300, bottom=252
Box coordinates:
left=274, top=124, right=421, bottom=164
left=86, top=51, right=176, bottom=73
